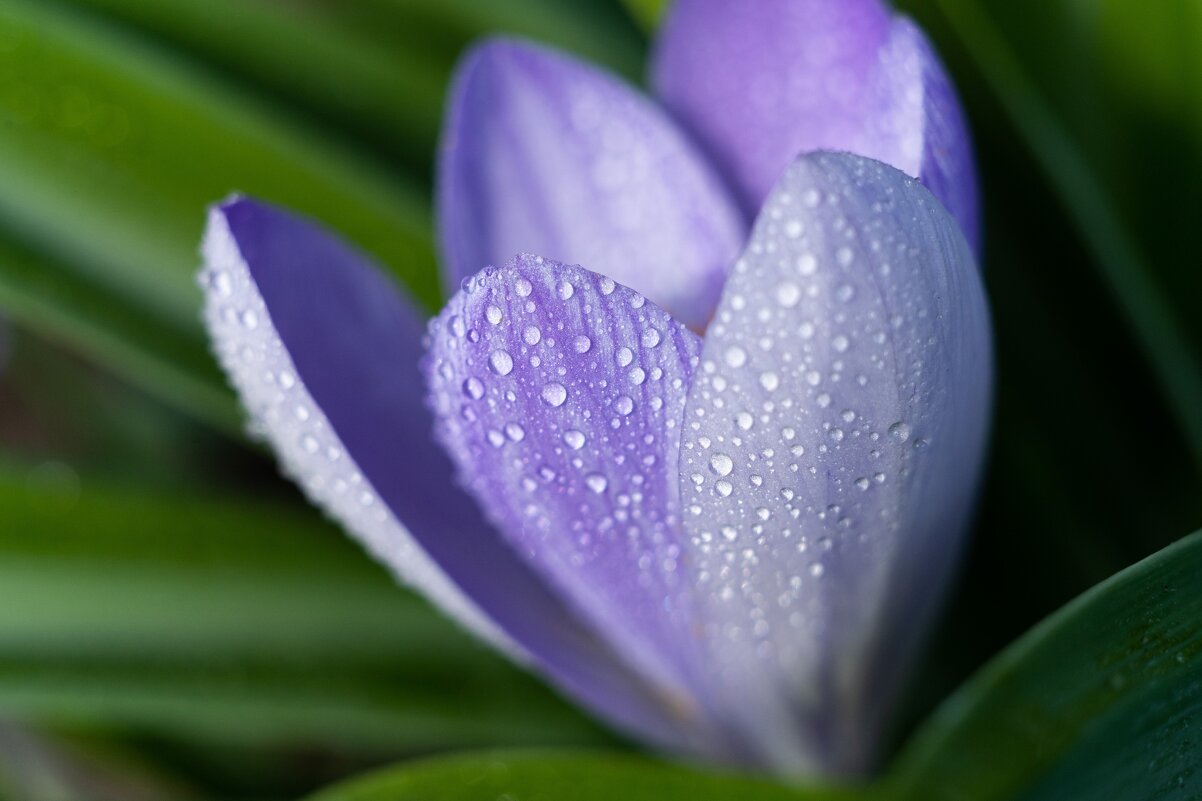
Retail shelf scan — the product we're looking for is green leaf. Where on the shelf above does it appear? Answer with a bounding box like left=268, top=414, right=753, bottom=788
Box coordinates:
left=888, top=530, right=1202, bottom=800
left=56, top=0, right=645, bottom=166
left=619, top=0, right=670, bottom=31
left=0, top=473, right=605, bottom=752
left=0, top=0, right=438, bottom=429
left=304, top=751, right=857, bottom=801
left=896, top=0, right=1202, bottom=469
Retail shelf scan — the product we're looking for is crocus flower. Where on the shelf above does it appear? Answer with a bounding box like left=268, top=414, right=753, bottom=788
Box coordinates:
left=198, top=0, right=990, bottom=777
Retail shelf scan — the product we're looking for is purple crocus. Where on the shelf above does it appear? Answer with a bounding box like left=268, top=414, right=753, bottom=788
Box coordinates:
left=198, top=0, right=990, bottom=777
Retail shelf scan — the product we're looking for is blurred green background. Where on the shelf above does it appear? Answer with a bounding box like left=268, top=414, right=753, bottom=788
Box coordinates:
left=0, top=0, right=1199, bottom=798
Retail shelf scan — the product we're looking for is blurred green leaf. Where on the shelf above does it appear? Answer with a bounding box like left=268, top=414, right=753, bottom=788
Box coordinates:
left=619, top=0, right=669, bottom=32
left=889, top=530, right=1202, bottom=800
left=56, top=0, right=645, bottom=170
left=0, top=0, right=438, bottom=429
left=305, top=751, right=858, bottom=801
left=896, top=0, right=1202, bottom=466
left=0, top=473, right=606, bottom=753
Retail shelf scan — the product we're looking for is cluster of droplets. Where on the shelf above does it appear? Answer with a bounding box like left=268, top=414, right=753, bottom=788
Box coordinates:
left=677, top=158, right=953, bottom=672
left=425, top=254, right=704, bottom=685
left=197, top=211, right=505, bottom=649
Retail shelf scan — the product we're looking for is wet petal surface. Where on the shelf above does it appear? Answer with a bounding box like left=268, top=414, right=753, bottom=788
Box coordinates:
left=677, top=153, right=992, bottom=774
left=425, top=254, right=729, bottom=754
left=201, top=199, right=699, bottom=749
left=438, top=39, right=745, bottom=329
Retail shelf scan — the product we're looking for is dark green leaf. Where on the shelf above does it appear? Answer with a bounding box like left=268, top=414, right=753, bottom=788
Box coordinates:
left=0, top=473, right=605, bottom=752
left=56, top=0, right=645, bottom=170
left=305, top=751, right=858, bottom=801
left=0, top=0, right=438, bottom=427
left=888, top=531, right=1202, bottom=800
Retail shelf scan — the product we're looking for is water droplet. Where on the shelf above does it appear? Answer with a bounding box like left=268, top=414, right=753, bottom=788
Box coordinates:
left=521, top=325, right=542, bottom=345
left=485, top=305, right=503, bottom=325
left=599, top=277, right=615, bottom=295
left=616, top=347, right=633, bottom=367
left=721, top=525, right=738, bottom=541
left=832, top=334, right=849, bottom=352
left=776, top=282, right=801, bottom=308
left=615, top=395, right=634, bottom=415
left=240, top=309, right=259, bottom=330
left=797, top=253, right=818, bottom=276
left=736, top=412, right=754, bottom=431
left=574, top=335, right=592, bottom=354
left=889, top=422, right=911, bottom=442
left=514, top=278, right=533, bottom=297
left=557, top=280, right=575, bottom=299
left=585, top=473, right=608, bottom=493
left=836, top=246, right=854, bottom=267
left=463, top=377, right=484, bottom=399
left=448, top=315, right=466, bottom=337
left=710, top=453, right=734, bottom=476
left=641, top=328, right=661, bottom=348
left=855, top=477, right=870, bottom=490
left=489, top=349, right=514, bottom=376
left=724, top=346, right=747, bottom=368
left=487, top=429, right=505, bottom=448
left=505, top=422, right=525, bottom=441
left=836, top=284, right=856, bottom=303
left=759, top=371, right=780, bottom=392
left=541, top=383, right=567, bottom=407
left=715, top=480, right=733, bottom=497
left=841, top=409, right=856, bottom=423
left=810, top=563, right=825, bottom=578
left=629, top=367, right=646, bottom=385
left=563, top=430, right=586, bottom=450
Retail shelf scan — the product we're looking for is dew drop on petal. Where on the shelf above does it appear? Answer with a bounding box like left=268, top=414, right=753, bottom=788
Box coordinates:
left=489, top=349, right=514, bottom=376
left=541, top=383, right=567, bottom=407
left=710, top=453, right=734, bottom=476
left=463, top=377, right=484, bottom=399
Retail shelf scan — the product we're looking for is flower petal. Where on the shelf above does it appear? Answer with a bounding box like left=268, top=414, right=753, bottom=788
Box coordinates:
left=425, top=254, right=729, bottom=757
left=652, top=1, right=979, bottom=251
left=201, top=199, right=697, bottom=748
left=677, top=153, right=991, bottom=775
left=437, top=38, right=745, bottom=330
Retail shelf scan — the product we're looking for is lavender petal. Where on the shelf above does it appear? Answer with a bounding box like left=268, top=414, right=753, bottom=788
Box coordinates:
left=201, top=199, right=700, bottom=749
left=425, top=253, right=731, bottom=758
left=652, top=2, right=979, bottom=251
left=438, top=39, right=745, bottom=329
left=677, top=153, right=992, bottom=775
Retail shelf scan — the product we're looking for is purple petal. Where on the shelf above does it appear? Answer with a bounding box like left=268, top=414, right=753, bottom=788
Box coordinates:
left=652, top=1, right=979, bottom=251
left=200, top=199, right=700, bottom=748
left=677, top=153, right=992, bottom=775
left=425, top=254, right=730, bottom=758
left=437, top=38, right=745, bottom=330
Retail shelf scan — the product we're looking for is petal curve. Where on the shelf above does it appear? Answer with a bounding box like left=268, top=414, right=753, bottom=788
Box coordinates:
left=438, top=38, right=745, bottom=329
left=201, top=198, right=703, bottom=749
left=677, top=153, right=992, bottom=775
left=425, top=254, right=732, bottom=758
left=652, top=1, right=979, bottom=251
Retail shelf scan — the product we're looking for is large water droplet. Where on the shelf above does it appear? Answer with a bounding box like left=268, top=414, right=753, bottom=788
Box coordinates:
left=541, top=383, right=567, bottom=407
left=585, top=473, right=608, bottom=494
left=463, top=377, right=484, bottom=399
left=489, top=349, right=514, bottom=376
left=889, top=421, right=911, bottom=442
left=485, top=305, right=503, bottom=325
left=574, top=335, right=592, bottom=354
left=563, top=430, right=586, bottom=450
left=710, top=453, right=734, bottom=476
